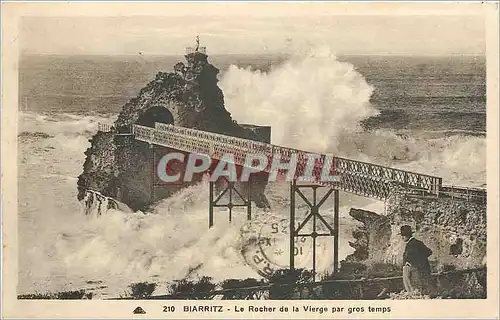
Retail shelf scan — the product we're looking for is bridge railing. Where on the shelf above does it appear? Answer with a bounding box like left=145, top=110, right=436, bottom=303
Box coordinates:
left=388, top=184, right=487, bottom=203
left=149, top=123, right=333, bottom=179
left=97, top=122, right=114, bottom=133
left=334, top=157, right=442, bottom=195
left=439, top=185, right=487, bottom=203
left=132, top=125, right=154, bottom=141
left=133, top=123, right=447, bottom=200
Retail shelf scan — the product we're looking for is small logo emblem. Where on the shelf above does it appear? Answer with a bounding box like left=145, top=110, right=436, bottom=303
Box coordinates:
left=133, top=306, right=146, bottom=314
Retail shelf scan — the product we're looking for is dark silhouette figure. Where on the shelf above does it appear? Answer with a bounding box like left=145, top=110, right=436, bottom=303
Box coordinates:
left=399, top=225, right=433, bottom=294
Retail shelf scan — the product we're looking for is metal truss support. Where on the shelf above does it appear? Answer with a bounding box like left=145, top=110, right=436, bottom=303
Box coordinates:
left=209, top=177, right=252, bottom=228
left=289, top=180, right=339, bottom=279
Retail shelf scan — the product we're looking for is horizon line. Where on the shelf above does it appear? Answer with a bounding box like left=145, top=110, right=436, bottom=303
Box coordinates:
left=20, top=52, right=486, bottom=58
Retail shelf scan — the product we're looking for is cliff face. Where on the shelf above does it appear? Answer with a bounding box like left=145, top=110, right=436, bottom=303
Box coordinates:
left=346, top=196, right=486, bottom=271
left=78, top=51, right=270, bottom=211
left=386, top=196, right=486, bottom=269
left=345, top=208, right=391, bottom=262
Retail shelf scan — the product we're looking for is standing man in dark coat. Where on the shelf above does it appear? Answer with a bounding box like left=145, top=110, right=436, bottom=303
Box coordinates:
left=399, top=225, right=433, bottom=293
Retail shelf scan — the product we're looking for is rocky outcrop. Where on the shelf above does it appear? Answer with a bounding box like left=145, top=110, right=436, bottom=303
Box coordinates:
left=345, top=208, right=391, bottom=262
left=386, top=196, right=486, bottom=269
left=78, top=49, right=270, bottom=211
left=346, top=196, right=486, bottom=271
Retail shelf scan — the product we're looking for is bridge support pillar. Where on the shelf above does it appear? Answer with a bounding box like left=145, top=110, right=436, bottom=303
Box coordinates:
left=289, top=180, right=339, bottom=279
left=208, top=177, right=252, bottom=228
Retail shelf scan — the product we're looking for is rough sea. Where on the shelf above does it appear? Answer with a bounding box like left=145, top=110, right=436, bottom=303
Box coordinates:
left=18, top=50, right=486, bottom=298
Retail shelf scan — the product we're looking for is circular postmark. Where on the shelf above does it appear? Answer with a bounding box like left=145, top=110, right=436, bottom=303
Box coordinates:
left=240, top=212, right=317, bottom=278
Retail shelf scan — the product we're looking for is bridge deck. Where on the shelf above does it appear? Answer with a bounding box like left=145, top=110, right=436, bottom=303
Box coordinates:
left=127, top=123, right=453, bottom=200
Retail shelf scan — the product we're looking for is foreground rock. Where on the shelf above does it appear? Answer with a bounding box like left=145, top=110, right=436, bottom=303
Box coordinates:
left=343, top=193, right=486, bottom=298
left=347, top=194, right=486, bottom=270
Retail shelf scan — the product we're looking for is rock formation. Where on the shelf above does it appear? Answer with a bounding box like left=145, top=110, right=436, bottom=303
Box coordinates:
left=78, top=44, right=271, bottom=211
left=345, top=208, right=391, bottom=262
left=341, top=195, right=487, bottom=298
left=346, top=196, right=486, bottom=271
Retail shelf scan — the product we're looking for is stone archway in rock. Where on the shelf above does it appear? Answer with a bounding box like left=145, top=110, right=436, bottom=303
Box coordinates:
left=136, top=106, right=175, bottom=128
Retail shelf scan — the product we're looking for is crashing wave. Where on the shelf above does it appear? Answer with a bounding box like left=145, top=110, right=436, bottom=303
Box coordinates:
left=82, top=190, right=132, bottom=217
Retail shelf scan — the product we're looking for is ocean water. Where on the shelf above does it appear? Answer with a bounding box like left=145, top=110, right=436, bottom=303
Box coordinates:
left=17, top=50, right=486, bottom=298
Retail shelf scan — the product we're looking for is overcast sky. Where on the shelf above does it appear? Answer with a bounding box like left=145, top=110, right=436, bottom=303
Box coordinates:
left=21, top=13, right=485, bottom=56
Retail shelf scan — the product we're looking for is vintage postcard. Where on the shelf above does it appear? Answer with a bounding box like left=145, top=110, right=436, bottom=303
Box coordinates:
left=1, top=1, right=499, bottom=319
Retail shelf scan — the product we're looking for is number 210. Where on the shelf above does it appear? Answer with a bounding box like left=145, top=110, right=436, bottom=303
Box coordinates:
left=163, top=306, right=175, bottom=312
